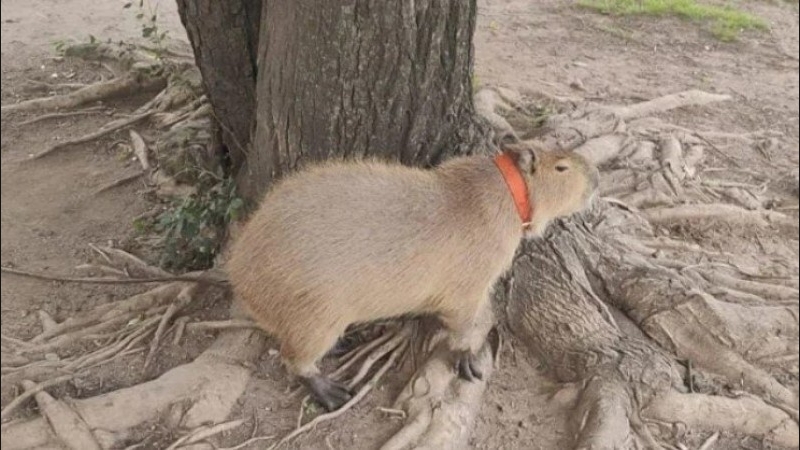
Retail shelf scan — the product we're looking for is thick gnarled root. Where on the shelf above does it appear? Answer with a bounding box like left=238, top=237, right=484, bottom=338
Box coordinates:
left=1, top=329, right=266, bottom=450
left=380, top=331, right=498, bottom=450
left=477, top=86, right=798, bottom=449
left=644, top=392, right=799, bottom=449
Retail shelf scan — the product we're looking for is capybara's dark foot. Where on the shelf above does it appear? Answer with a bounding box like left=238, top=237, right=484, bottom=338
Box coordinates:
left=455, top=350, right=483, bottom=382
left=325, top=337, right=354, bottom=358
left=300, top=375, right=352, bottom=411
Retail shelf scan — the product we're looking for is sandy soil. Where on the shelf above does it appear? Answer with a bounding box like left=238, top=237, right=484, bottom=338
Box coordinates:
left=1, top=0, right=797, bottom=449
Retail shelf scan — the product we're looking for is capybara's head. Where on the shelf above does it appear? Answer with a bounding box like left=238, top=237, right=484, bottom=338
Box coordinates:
left=502, top=141, right=599, bottom=236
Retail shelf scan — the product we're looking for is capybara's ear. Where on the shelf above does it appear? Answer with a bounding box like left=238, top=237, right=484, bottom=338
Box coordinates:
left=496, top=130, right=520, bottom=147
left=499, top=140, right=537, bottom=173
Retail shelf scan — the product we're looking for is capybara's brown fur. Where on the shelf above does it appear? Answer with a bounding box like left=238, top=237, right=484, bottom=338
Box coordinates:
left=226, top=143, right=598, bottom=410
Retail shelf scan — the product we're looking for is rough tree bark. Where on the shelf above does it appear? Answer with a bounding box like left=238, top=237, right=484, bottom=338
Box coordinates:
left=176, top=0, right=263, bottom=176
left=181, top=0, right=485, bottom=200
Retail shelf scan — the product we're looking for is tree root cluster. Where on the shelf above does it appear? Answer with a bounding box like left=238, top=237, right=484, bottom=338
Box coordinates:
left=2, top=86, right=798, bottom=449
left=2, top=42, right=216, bottom=202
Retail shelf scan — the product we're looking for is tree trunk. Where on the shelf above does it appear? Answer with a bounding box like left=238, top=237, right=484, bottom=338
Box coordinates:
left=176, top=0, right=262, bottom=175
left=181, top=0, right=485, bottom=201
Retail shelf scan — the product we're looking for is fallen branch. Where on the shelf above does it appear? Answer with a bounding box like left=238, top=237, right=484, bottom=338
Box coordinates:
left=219, top=434, right=276, bottom=450
left=575, top=134, right=629, bottom=166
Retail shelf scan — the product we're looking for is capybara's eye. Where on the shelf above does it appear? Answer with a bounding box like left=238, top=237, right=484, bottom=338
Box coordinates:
left=556, top=165, right=569, bottom=172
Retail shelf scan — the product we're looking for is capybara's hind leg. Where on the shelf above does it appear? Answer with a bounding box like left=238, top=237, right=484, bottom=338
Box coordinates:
left=281, top=326, right=352, bottom=411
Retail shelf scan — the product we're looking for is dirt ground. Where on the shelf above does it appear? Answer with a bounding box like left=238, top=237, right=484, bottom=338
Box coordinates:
left=1, top=0, right=798, bottom=449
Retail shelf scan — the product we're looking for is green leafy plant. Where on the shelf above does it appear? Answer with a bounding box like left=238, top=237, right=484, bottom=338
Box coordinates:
left=124, top=0, right=170, bottom=57
left=153, top=178, right=244, bottom=271
left=52, top=39, right=74, bottom=56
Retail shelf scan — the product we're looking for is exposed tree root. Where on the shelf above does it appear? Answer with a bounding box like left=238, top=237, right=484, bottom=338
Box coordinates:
left=609, top=90, right=731, bottom=121
left=17, top=106, right=110, bottom=126
left=643, top=295, right=799, bottom=416
left=164, top=419, right=246, bottom=450
left=698, top=271, right=800, bottom=302
left=0, top=374, right=75, bottom=420
left=0, top=264, right=190, bottom=286
left=19, top=379, right=103, bottom=450
left=645, top=203, right=793, bottom=228
left=474, top=86, right=798, bottom=449
left=92, top=171, right=146, bottom=196
left=1, top=329, right=266, bottom=450
left=31, top=110, right=157, bottom=160
left=644, top=392, right=800, bottom=448
left=0, top=281, right=194, bottom=385
left=572, top=377, right=644, bottom=450
left=3, top=86, right=797, bottom=450
left=1, top=73, right=167, bottom=114
left=184, top=319, right=260, bottom=334
left=22, top=79, right=91, bottom=92
left=7, top=45, right=205, bottom=165
left=143, top=284, right=197, bottom=370
left=380, top=334, right=497, bottom=450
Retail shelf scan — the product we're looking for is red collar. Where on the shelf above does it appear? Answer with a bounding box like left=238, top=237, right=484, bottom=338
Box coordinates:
left=493, top=151, right=532, bottom=228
